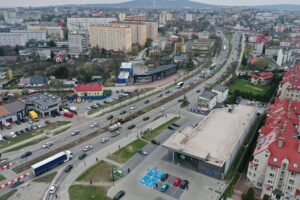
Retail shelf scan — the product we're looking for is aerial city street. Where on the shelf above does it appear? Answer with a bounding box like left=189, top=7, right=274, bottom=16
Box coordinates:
left=0, top=0, right=300, bottom=200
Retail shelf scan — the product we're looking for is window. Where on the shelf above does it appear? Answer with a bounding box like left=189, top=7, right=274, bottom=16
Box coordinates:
left=273, top=157, right=278, bottom=162
left=291, top=172, right=296, bottom=177
left=287, top=186, right=293, bottom=192
left=269, top=173, right=274, bottom=177
left=294, top=163, right=298, bottom=168
left=271, top=166, right=276, bottom=171
left=289, top=179, right=294, bottom=185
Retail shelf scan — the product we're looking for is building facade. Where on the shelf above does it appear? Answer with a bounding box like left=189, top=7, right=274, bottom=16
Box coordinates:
left=27, top=25, right=64, bottom=40
left=250, top=72, right=274, bottom=86
left=279, top=63, right=300, bottom=102
left=125, top=18, right=158, bottom=41
left=68, top=31, right=89, bottom=55
left=212, top=84, right=229, bottom=104
left=0, top=34, right=26, bottom=47
left=90, top=24, right=132, bottom=53
left=67, top=17, right=117, bottom=32
left=10, top=30, right=46, bottom=42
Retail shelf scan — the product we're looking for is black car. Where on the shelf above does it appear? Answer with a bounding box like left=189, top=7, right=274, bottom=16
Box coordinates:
left=196, top=90, right=201, bottom=93
left=96, top=103, right=102, bottom=107
left=144, top=100, right=150, bottom=104
left=151, top=140, right=160, bottom=145
left=172, top=123, right=180, bottom=127
left=165, top=90, right=170, bottom=94
left=128, top=124, right=136, bottom=130
left=167, top=126, right=175, bottom=130
left=3, top=135, right=11, bottom=141
left=20, top=130, right=25, bottom=134
left=51, top=112, right=57, bottom=117
left=178, top=99, right=184, bottom=103
left=64, top=164, right=73, bottom=172
left=179, top=180, right=189, bottom=189
left=158, top=94, right=163, bottom=97
left=143, top=116, right=150, bottom=121
left=107, top=115, right=114, bottom=120
left=120, top=110, right=126, bottom=115
left=113, top=190, right=125, bottom=200
left=11, top=181, right=24, bottom=188
left=160, top=173, right=169, bottom=181
left=15, top=131, right=21, bottom=136
left=25, top=127, right=31, bottom=132
left=20, top=151, right=32, bottom=159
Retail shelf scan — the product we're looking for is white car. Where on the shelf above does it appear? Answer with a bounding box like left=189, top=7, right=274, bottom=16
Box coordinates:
left=42, top=142, right=53, bottom=149
left=101, top=137, right=109, bottom=143
left=48, top=185, right=57, bottom=194
left=83, top=145, right=93, bottom=152
left=85, top=107, right=91, bottom=110
left=160, top=108, right=165, bottom=112
left=130, top=106, right=136, bottom=110
left=10, top=132, right=17, bottom=138
left=90, top=122, right=98, bottom=128
left=71, top=130, right=80, bottom=136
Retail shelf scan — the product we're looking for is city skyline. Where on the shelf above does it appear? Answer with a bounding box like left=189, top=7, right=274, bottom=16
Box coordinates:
left=1, top=0, right=300, bottom=8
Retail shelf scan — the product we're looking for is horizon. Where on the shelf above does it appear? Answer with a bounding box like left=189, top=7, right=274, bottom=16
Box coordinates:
left=0, top=0, right=300, bottom=8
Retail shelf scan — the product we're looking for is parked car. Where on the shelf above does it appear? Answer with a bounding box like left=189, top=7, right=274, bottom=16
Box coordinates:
left=107, top=115, right=114, bottom=120
left=48, top=185, right=57, bottom=194
left=114, top=169, right=124, bottom=177
left=130, top=106, right=136, bottom=110
left=11, top=180, right=24, bottom=188
left=158, top=93, right=163, bottom=98
left=179, top=180, right=189, bottom=189
left=45, top=120, right=52, bottom=125
left=160, top=183, right=169, bottom=192
left=90, top=122, right=98, bottom=128
left=78, top=153, right=87, bottom=160
left=120, top=110, right=126, bottom=115
left=101, top=137, right=109, bottom=143
left=196, top=90, right=201, bottom=93
left=113, top=190, right=125, bottom=200
left=25, top=127, right=31, bottom=132
left=15, top=131, right=21, bottom=136
left=160, top=108, right=165, bottom=112
left=10, top=132, right=17, bottom=138
left=42, top=142, right=53, bottom=149
left=20, top=151, right=32, bottom=159
left=167, top=126, right=175, bottom=130
left=127, top=124, right=136, bottom=130
left=15, top=121, right=21, bottom=125
left=173, top=178, right=181, bottom=186
left=172, top=123, right=180, bottom=127
left=143, top=116, right=150, bottom=121
left=28, top=119, right=33, bottom=124
left=64, top=164, right=73, bottom=173
left=165, top=90, right=170, bottom=94
left=160, top=173, right=169, bottom=181
left=151, top=140, right=160, bottom=145
left=71, top=130, right=80, bottom=136
left=83, top=145, right=93, bottom=152
left=144, top=100, right=150, bottom=104
left=111, top=131, right=120, bottom=137
left=138, top=149, right=147, bottom=155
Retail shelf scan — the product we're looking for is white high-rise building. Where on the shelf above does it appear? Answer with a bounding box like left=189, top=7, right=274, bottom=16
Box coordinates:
left=67, top=17, right=117, bottom=32
left=68, top=31, right=89, bottom=55
left=186, top=13, right=193, bottom=22
left=0, top=34, right=26, bottom=47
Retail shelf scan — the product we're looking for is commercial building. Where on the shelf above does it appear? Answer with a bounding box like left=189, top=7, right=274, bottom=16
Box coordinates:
left=90, top=24, right=132, bottom=53
left=212, top=84, right=229, bottom=104
left=279, top=63, right=300, bottom=102
left=27, top=25, right=64, bottom=40
left=73, top=83, right=104, bottom=100
left=250, top=72, right=274, bottom=86
left=125, top=18, right=158, bottom=41
left=116, top=62, right=133, bottom=85
left=67, top=17, right=117, bottom=32
left=163, top=104, right=257, bottom=179
left=68, top=31, right=89, bottom=55
left=191, top=39, right=215, bottom=57
left=198, top=91, right=217, bottom=111
left=111, top=21, right=147, bottom=46
left=247, top=98, right=300, bottom=200
left=0, top=34, right=26, bottom=47
left=20, top=93, right=61, bottom=117
left=0, top=100, right=26, bottom=126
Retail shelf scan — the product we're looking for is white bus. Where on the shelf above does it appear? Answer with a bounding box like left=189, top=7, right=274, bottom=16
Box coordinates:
left=176, top=82, right=184, bottom=88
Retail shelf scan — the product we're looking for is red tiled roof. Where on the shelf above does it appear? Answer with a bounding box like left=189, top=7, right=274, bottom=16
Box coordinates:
left=251, top=72, right=274, bottom=80
left=280, top=62, right=300, bottom=88
left=256, top=35, right=272, bottom=44
left=74, top=83, right=103, bottom=92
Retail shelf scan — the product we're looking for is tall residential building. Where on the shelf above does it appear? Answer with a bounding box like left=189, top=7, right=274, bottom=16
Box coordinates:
left=27, top=25, right=64, bottom=40
left=90, top=24, right=132, bottom=53
left=68, top=31, right=89, bottom=55
left=125, top=18, right=158, bottom=41
left=3, top=11, right=23, bottom=24
left=159, top=11, right=167, bottom=25
left=0, top=34, right=26, bottom=46
left=10, top=30, right=46, bottom=42
left=118, top=13, right=126, bottom=22
left=166, top=12, right=173, bottom=22
left=247, top=98, right=300, bottom=200
left=185, top=13, right=193, bottom=22
left=67, top=17, right=117, bottom=32
left=279, top=63, right=300, bottom=102
left=111, top=21, right=147, bottom=46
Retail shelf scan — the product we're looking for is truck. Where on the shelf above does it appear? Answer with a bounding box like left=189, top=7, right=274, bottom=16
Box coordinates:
left=109, top=122, right=122, bottom=132
left=29, top=111, right=38, bottom=121
left=31, top=150, right=72, bottom=176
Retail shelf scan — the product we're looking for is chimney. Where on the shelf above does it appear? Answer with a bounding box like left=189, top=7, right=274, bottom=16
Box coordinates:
left=278, top=137, right=284, bottom=148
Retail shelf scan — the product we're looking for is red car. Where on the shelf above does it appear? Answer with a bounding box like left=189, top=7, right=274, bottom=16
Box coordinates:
left=173, top=178, right=181, bottom=187
left=45, top=120, right=52, bottom=125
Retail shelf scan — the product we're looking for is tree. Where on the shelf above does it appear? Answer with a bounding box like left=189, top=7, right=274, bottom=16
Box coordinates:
left=47, top=40, right=57, bottom=47
left=131, top=43, right=140, bottom=56
left=251, top=58, right=270, bottom=71
left=242, top=54, right=248, bottom=66
left=263, top=194, right=269, bottom=200
left=242, top=187, right=255, bottom=200
left=145, top=38, right=153, bottom=48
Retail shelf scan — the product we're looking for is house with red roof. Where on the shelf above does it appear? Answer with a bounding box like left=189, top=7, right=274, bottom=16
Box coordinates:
left=279, top=62, right=300, bottom=102
left=247, top=97, right=300, bottom=200
left=250, top=72, right=274, bottom=86
left=73, top=83, right=104, bottom=101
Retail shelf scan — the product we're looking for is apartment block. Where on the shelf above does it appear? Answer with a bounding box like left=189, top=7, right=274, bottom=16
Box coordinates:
left=10, top=30, right=46, bottom=42
left=0, top=34, right=26, bottom=47
left=67, top=17, right=117, bottom=32
left=90, top=24, right=132, bottom=53
left=279, top=63, right=300, bottom=102
left=27, top=25, right=64, bottom=40
left=68, top=31, right=89, bottom=55
left=125, top=18, right=158, bottom=41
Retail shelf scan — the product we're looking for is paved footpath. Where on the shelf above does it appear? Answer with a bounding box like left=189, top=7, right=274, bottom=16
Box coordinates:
left=56, top=114, right=176, bottom=200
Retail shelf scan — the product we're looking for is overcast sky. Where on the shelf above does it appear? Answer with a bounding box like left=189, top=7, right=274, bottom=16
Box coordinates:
left=1, top=0, right=300, bottom=8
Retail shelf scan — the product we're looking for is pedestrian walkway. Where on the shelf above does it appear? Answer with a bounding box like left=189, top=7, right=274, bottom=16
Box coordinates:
left=103, top=158, right=123, bottom=168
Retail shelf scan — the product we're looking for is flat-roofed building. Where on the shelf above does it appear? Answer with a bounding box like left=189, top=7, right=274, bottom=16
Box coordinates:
left=67, top=17, right=117, bottom=32
left=90, top=24, right=132, bottom=53
left=125, top=18, right=158, bottom=41
left=163, top=104, right=257, bottom=179
left=10, top=30, right=46, bottom=42
left=68, top=31, right=88, bottom=55
left=0, top=34, right=26, bottom=47
left=27, top=25, right=64, bottom=40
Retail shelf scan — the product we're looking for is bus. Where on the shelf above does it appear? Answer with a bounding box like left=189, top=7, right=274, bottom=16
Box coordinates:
left=176, top=82, right=184, bottom=89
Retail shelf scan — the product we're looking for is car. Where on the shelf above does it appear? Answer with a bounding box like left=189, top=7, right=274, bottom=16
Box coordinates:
left=64, top=164, right=73, bottom=173
left=31, top=125, right=38, bottom=130
left=15, top=121, right=21, bottom=125
left=160, top=183, right=169, bottom=192
left=111, top=131, right=120, bottom=137
left=71, top=130, right=80, bottom=136
left=179, top=180, right=189, bottom=189
left=173, top=178, right=181, bottom=186
left=90, top=122, right=98, bottom=128
left=143, top=116, right=150, bottom=121
left=78, top=153, right=87, bottom=160
left=20, top=151, right=32, bottom=159
left=101, top=137, right=109, bottom=143
left=151, top=140, right=160, bottom=145
left=113, top=190, right=125, bottom=200
left=158, top=94, right=163, bottom=97
left=3, top=135, right=11, bottom=141
left=15, top=131, right=21, bottom=136
left=120, top=110, right=126, bottom=115
left=165, top=90, right=170, bottom=94
left=130, top=106, right=136, bottom=110
left=178, top=99, right=184, bottom=103
left=91, top=105, right=98, bottom=109
left=114, top=169, right=124, bottom=177
left=45, top=120, right=52, bottom=125
left=172, top=123, right=180, bottom=127
left=107, top=115, right=114, bottom=120
left=144, top=100, right=150, bottom=104
left=127, top=124, right=136, bottom=130
left=85, top=107, right=91, bottom=110
left=48, top=185, right=57, bottom=194
left=10, top=132, right=17, bottom=138
left=25, top=127, right=31, bottom=132
left=20, top=130, right=25, bottom=134
left=0, top=159, right=8, bottom=167
left=196, top=90, right=201, bottom=93
left=160, top=108, right=165, bottom=112
left=42, top=142, right=53, bottom=149
left=167, top=126, right=175, bottom=130
left=138, top=149, right=147, bottom=155
left=83, top=145, right=93, bottom=152
left=160, top=173, right=169, bottom=181
left=11, top=180, right=24, bottom=188
left=28, top=119, right=33, bottom=124
left=95, top=103, right=102, bottom=107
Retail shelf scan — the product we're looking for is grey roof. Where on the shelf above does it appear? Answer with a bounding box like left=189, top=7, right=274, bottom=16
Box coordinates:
left=3, top=100, right=26, bottom=113
left=30, top=76, right=48, bottom=85
left=174, top=55, right=188, bottom=61
left=134, top=64, right=177, bottom=76
left=213, top=84, right=228, bottom=93
left=21, top=93, right=61, bottom=110
left=199, top=91, right=216, bottom=100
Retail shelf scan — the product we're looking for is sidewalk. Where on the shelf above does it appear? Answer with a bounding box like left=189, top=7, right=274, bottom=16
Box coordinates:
left=56, top=114, right=176, bottom=200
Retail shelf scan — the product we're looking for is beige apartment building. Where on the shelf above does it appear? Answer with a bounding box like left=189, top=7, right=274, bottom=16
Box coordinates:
left=125, top=18, right=158, bottom=41
left=90, top=24, right=132, bottom=53
left=111, top=21, right=147, bottom=46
